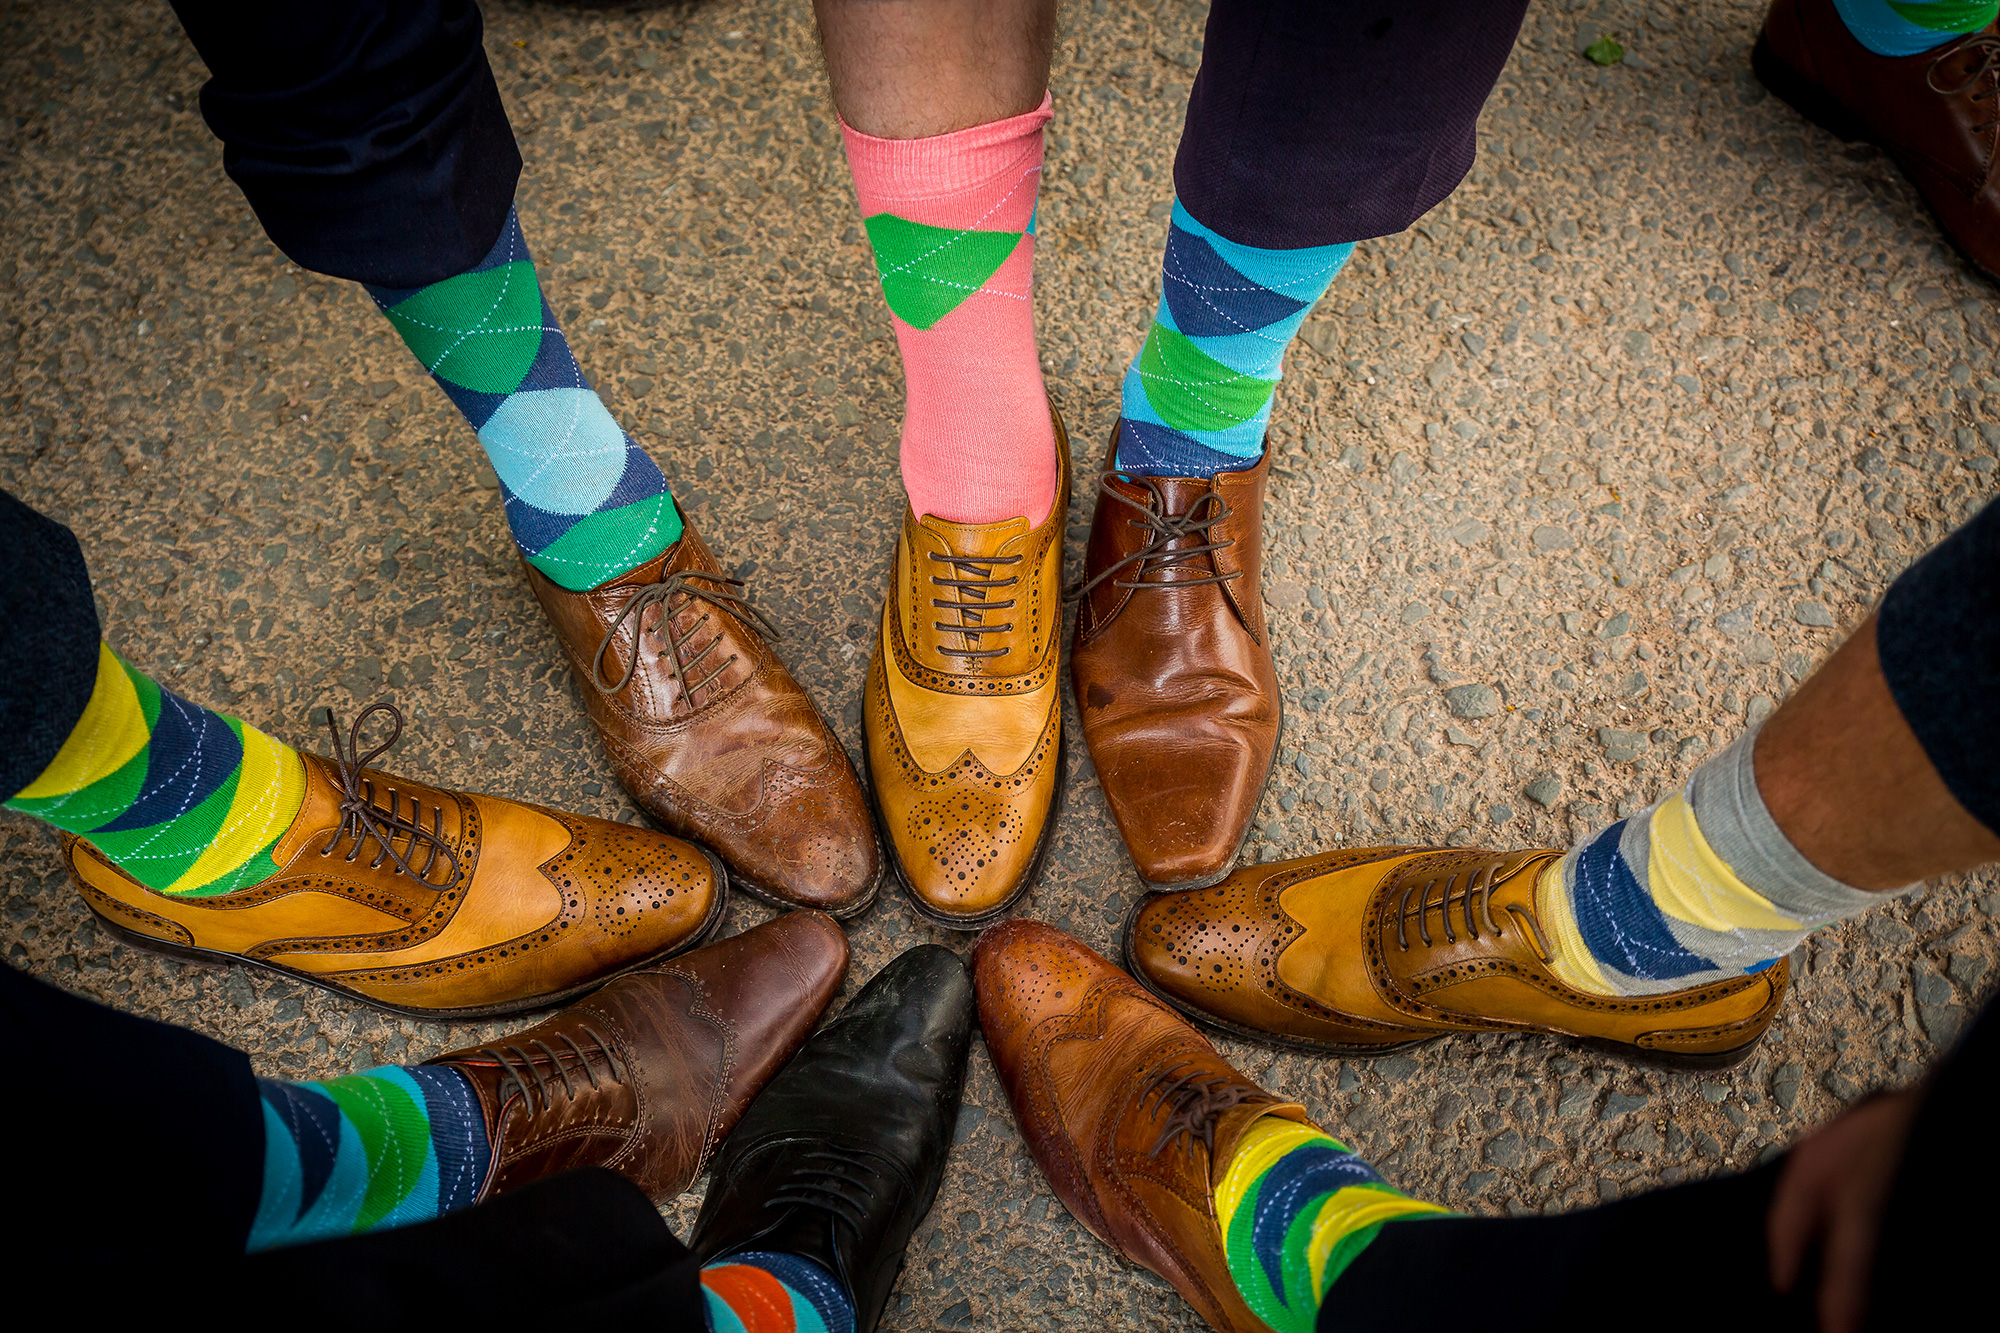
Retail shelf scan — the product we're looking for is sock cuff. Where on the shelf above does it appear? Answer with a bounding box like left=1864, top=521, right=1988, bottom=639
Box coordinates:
left=840, top=93, right=1051, bottom=212
left=1685, top=721, right=1899, bottom=922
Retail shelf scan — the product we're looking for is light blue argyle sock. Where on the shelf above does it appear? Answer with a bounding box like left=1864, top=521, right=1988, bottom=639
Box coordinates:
left=1114, top=199, right=1352, bottom=478
left=1831, top=0, right=1995, bottom=56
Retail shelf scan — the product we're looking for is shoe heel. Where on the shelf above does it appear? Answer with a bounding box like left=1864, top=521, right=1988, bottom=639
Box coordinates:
left=1751, top=33, right=1867, bottom=143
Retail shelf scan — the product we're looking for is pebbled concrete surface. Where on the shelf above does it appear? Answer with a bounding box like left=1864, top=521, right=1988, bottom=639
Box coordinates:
left=3, top=0, right=1997, bottom=1326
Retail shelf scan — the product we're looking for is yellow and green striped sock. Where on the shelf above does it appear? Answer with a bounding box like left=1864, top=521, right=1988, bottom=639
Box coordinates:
left=1215, top=1117, right=1449, bottom=1333
left=4, top=643, right=305, bottom=895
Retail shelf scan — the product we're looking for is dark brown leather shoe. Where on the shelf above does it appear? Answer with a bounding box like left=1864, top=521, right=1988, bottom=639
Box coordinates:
left=1124, top=847, right=1789, bottom=1067
left=1757, top=0, right=2000, bottom=281
left=430, top=909, right=850, bottom=1203
left=1072, top=440, right=1278, bottom=890
left=528, top=506, right=881, bottom=918
left=64, top=704, right=728, bottom=1020
left=974, top=919, right=1306, bottom=1333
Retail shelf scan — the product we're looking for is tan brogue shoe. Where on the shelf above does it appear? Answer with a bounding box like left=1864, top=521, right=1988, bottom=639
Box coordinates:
left=528, top=506, right=880, bottom=918
left=1072, top=440, right=1278, bottom=891
left=432, top=910, right=849, bottom=1202
left=974, top=920, right=1307, bottom=1333
left=1125, top=847, right=1789, bottom=1067
left=63, top=704, right=727, bottom=1019
left=863, top=409, right=1070, bottom=929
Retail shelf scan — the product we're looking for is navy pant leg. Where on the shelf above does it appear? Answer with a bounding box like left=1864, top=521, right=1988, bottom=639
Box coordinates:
left=0, top=491, right=101, bottom=801
left=1176, top=0, right=1530, bottom=247
left=167, top=0, right=520, bottom=287
left=0, top=961, right=264, bottom=1262
left=1876, top=497, right=2000, bottom=837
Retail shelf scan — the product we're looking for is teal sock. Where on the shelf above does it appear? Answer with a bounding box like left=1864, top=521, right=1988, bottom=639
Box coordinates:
left=248, top=1065, right=490, bottom=1252
left=700, top=1251, right=856, bottom=1333
left=1114, top=199, right=1352, bottom=478
left=366, top=207, right=681, bottom=591
left=1831, top=0, right=1996, bottom=55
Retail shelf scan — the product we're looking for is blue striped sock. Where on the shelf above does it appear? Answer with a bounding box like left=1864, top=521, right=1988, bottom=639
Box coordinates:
left=247, top=1064, right=489, bottom=1252
left=1114, top=200, right=1352, bottom=478
left=1830, top=0, right=1995, bottom=56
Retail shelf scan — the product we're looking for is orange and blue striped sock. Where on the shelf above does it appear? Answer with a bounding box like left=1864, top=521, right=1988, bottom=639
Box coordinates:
left=1215, top=1118, right=1449, bottom=1333
left=701, top=1251, right=855, bottom=1333
left=5, top=643, right=305, bottom=896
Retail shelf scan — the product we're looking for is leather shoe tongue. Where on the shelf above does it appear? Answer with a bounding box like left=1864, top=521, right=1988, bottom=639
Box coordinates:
left=1208, top=1099, right=1309, bottom=1189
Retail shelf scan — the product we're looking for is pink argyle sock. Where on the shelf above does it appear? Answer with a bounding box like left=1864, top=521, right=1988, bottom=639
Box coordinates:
left=842, top=95, right=1058, bottom=527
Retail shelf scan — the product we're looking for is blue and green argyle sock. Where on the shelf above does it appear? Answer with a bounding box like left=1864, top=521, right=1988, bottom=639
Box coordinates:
left=366, top=206, right=681, bottom=591
left=247, top=1064, right=490, bottom=1252
left=1831, top=0, right=1996, bottom=56
left=1114, top=199, right=1352, bottom=479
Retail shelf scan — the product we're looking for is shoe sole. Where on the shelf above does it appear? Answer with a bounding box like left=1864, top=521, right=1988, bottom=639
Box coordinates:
left=1125, top=691, right=1284, bottom=894
left=1752, top=32, right=2000, bottom=286
left=864, top=727, right=1068, bottom=934
left=1117, top=893, right=1767, bottom=1070
left=81, top=843, right=734, bottom=1023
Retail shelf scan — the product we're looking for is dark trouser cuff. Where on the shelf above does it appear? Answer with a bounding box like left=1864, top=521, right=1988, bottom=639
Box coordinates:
left=1877, top=497, right=2000, bottom=836
left=0, top=490, right=100, bottom=800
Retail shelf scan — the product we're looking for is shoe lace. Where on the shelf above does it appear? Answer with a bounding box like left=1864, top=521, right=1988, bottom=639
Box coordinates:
left=1140, top=1061, right=1264, bottom=1159
left=927, top=551, right=1023, bottom=660
left=1928, top=33, right=2000, bottom=132
left=762, top=1144, right=899, bottom=1236
left=476, top=1025, right=627, bottom=1115
left=1067, top=471, right=1239, bottom=603
left=591, top=569, right=780, bottom=705
left=1393, top=854, right=1552, bottom=961
left=318, top=702, right=460, bottom=886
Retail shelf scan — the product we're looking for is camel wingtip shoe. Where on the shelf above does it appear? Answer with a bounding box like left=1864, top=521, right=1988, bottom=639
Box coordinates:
left=1124, top=847, right=1790, bottom=1068
left=528, top=504, right=883, bottom=920
left=61, top=704, right=730, bottom=1019
left=974, top=919, right=1305, bottom=1333
left=1072, top=438, right=1279, bottom=891
left=1756, top=0, right=2000, bottom=282
left=690, top=943, right=976, bottom=1333
left=863, top=407, right=1071, bottom=930
left=429, top=909, right=851, bottom=1204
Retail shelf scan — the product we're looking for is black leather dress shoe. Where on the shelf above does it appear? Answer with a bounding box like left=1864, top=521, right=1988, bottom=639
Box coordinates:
left=689, top=944, right=974, bottom=1332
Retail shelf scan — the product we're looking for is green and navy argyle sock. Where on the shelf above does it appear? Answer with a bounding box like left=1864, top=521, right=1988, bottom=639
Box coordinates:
left=1215, top=1118, right=1448, bottom=1333
left=247, top=1065, right=491, bottom=1251
left=701, top=1251, right=857, bottom=1333
left=366, top=207, right=680, bottom=591
left=1115, top=200, right=1352, bottom=478
left=1831, top=0, right=1995, bottom=56
left=5, top=643, right=306, bottom=896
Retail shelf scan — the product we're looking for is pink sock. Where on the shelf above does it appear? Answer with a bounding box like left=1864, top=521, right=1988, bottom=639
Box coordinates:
left=842, top=96, right=1058, bottom=527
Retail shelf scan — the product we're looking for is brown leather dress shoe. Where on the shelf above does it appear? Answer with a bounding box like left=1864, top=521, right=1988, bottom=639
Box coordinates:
left=863, top=409, right=1070, bottom=929
left=1757, top=0, right=2000, bottom=281
left=430, top=910, right=849, bottom=1202
left=1073, top=441, right=1278, bottom=890
left=1124, top=847, right=1788, bottom=1067
left=64, top=704, right=727, bottom=1019
left=528, top=506, right=880, bottom=918
left=974, top=919, right=1308, bottom=1333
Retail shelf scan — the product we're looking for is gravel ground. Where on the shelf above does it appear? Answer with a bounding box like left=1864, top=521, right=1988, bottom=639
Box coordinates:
left=4, top=0, right=1997, bottom=1327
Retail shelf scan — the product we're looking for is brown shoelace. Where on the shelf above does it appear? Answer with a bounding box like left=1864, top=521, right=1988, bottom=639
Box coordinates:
left=1068, top=471, right=1240, bottom=603
left=592, top=569, right=780, bottom=705
left=1394, top=854, right=1552, bottom=961
left=474, top=1025, right=626, bottom=1115
left=928, top=550, right=1022, bottom=660
left=1929, top=32, right=2000, bottom=132
left=319, top=702, right=460, bottom=886
left=1141, top=1060, right=1265, bottom=1158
